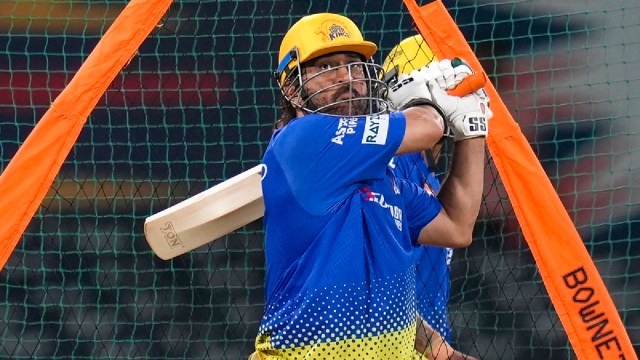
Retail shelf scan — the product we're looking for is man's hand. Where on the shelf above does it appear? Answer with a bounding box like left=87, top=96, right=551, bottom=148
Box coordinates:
left=415, top=315, right=478, bottom=360
left=386, top=70, right=432, bottom=110
left=429, top=83, right=491, bottom=142
left=419, top=58, right=491, bottom=141
left=421, top=58, right=473, bottom=91
left=387, top=58, right=473, bottom=110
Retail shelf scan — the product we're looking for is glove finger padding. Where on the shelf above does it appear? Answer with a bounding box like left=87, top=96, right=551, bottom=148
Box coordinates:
left=429, top=83, right=492, bottom=141
left=421, top=59, right=473, bottom=91
left=386, top=70, right=432, bottom=110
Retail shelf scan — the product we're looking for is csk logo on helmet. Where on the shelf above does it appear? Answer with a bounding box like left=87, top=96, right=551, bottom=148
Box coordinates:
left=328, top=24, right=350, bottom=40
left=316, top=21, right=351, bottom=43
left=384, top=49, right=404, bottom=64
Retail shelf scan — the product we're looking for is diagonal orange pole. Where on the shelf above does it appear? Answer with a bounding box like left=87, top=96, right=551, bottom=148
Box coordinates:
left=404, top=1, right=636, bottom=359
left=0, top=0, right=174, bottom=269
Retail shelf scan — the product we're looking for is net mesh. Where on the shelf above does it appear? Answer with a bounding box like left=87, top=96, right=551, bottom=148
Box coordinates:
left=1, top=0, right=639, bottom=359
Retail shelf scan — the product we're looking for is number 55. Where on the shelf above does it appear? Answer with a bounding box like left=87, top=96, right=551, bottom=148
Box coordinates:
left=469, top=117, right=487, bottom=131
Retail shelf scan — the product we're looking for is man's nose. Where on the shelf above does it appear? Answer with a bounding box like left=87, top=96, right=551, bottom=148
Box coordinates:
left=334, top=65, right=354, bottom=82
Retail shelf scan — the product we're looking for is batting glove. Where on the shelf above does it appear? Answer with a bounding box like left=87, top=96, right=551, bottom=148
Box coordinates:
left=428, top=82, right=492, bottom=141
left=386, top=70, right=432, bottom=110
left=420, top=58, right=473, bottom=91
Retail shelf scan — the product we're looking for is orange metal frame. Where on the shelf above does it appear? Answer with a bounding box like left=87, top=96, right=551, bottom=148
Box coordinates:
left=0, top=0, right=173, bottom=268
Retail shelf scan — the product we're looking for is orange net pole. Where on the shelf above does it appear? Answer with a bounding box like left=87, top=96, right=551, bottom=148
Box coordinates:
left=0, top=0, right=174, bottom=269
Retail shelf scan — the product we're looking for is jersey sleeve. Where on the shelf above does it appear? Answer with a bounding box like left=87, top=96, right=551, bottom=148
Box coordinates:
left=391, top=152, right=442, bottom=195
left=395, top=177, right=443, bottom=245
left=271, top=112, right=406, bottom=214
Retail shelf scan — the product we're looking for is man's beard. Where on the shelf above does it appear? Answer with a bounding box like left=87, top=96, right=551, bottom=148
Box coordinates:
left=304, top=86, right=370, bottom=116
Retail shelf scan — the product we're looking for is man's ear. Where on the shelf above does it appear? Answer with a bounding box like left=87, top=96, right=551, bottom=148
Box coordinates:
left=284, top=83, right=302, bottom=107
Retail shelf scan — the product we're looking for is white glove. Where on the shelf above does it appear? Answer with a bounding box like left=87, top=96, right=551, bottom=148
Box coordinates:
left=421, top=58, right=473, bottom=90
left=386, top=70, right=432, bottom=110
left=428, top=82, right=492, bottom=141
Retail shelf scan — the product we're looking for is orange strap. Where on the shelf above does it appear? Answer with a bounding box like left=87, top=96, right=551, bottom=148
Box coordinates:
left=0, top=0, right=173, bottom=269
left=404, top=1, right=636, bottom=359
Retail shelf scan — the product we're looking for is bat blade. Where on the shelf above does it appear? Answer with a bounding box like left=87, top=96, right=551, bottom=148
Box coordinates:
left=144, top=165, right=265, bottom=260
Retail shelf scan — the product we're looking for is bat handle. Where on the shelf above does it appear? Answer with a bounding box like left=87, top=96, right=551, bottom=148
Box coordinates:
left=448, top=72, right=487, bottom=97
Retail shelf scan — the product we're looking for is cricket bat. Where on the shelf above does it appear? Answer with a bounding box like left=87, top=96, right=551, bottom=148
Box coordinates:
left=144, top=164, right=265, bottom=260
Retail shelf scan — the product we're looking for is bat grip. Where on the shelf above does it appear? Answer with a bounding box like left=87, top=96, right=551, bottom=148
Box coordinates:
left=448, top=72, right=487, bottom=97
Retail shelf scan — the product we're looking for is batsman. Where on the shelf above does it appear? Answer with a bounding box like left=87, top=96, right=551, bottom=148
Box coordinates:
left=252, top=12, right=491, bottom=359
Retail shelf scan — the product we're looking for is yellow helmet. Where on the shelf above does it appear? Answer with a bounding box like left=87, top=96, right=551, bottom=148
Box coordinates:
left=382, top=34, right=438, bottom=82
left=275, top=13, right=378, bottom=85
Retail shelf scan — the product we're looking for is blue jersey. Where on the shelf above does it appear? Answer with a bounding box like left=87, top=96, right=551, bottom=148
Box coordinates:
left=390, top=152, right=453, bottom=342
left=256, top=113, right=443, bottom=359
